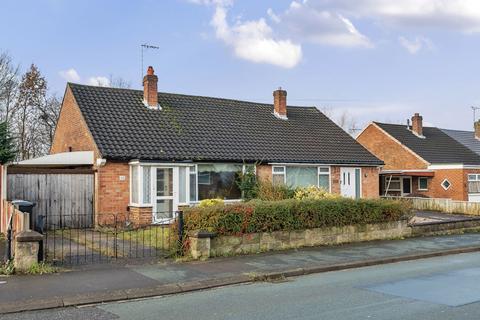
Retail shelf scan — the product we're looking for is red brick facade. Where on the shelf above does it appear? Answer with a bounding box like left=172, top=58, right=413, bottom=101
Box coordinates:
left=50, top=86, right=101, bottom=159
left=357, top=124, right=428, bottom=170
left=357, top=123, right=478, bottom=201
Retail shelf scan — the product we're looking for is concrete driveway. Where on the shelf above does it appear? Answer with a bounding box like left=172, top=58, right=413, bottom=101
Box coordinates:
left=411, top=211, right=480, bottom=225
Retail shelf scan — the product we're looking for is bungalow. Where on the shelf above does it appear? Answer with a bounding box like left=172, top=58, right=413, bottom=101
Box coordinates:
left=357, top=113, right=480, bottom=202
left=50, top=66, right=382, bottom=225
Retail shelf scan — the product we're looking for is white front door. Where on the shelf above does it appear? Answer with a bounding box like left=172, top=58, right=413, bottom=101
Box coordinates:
left=340, top=167, right=361, bottom=199
left=153, top=167, right=179, bottom=224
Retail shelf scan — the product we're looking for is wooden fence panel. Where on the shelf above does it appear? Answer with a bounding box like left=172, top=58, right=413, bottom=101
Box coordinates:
left=7, top=173, right=94, bottom=228
left=384, top=196, right=480, bottom=215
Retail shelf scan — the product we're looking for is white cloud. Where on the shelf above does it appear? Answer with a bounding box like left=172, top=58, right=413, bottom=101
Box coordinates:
left=210, top=5, right=302, bottom=68
left=267, top=8, right=281, bottom=23
left=308, top=0, right=480, bottom=33
left=87, top=76, right=110, bottom=87
left=276, top=1, right=372, bottom=48
left=59, top=68, right=80, bottom=82
left=398, top=36, right=433, bottom=54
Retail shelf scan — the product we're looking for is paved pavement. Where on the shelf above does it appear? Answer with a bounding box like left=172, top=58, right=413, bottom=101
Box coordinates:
left=6, top=250, right=480, bottom=319
left=2, top=232, right=480, bottom=313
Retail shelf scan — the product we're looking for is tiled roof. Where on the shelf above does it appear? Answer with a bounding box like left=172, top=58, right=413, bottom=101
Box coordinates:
left=375, top=122, right=480, bottom=165
left=441, top=128, right=480, bottom=156
left=69, top=83, right=383, bottom=165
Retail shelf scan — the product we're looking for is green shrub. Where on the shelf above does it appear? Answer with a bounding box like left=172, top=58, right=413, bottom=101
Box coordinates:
left=255, top=180, right=295, bottom=201
left=294, top=186, right=341, bottom=200
left=184, top=198, right=412, bottom=236
left=198, top=198, right=224, bottom=208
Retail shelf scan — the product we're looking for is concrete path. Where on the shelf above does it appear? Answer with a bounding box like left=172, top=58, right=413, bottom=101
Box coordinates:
left=2, top=232, right=480, bottom=313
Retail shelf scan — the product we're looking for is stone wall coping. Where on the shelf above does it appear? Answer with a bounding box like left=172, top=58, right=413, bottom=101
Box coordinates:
left=16, top=230, right=43, bottom=242
left=190, top=231, right=217, bottom=239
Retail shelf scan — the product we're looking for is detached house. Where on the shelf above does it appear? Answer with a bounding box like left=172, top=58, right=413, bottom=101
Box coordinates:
left=50, top=66, right=382, bottom=225
left=357, top=113, right=480, bottom=202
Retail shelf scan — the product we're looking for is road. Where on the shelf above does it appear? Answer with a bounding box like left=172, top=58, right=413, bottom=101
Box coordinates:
left=5, top=251, right=480, bottom=320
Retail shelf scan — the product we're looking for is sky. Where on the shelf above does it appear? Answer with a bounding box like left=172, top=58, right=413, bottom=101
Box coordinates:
left=1, top=0, right=480, bottom=130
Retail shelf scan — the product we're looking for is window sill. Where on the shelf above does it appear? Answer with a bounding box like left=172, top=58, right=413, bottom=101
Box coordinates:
left=129, top=204, right=153, bottom=208
left=418, top=189, right=428, bottom=192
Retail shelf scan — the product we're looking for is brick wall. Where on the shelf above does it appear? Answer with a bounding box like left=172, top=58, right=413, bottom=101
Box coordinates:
left=362, top=167, right=380, bottom=198
left=357, top=124, right=428, bottom=170
left=97, top=161, right=131, bottom=217
left=50, top=86, right=100, bottom=158
left=130, top=206, right=153, bottom=226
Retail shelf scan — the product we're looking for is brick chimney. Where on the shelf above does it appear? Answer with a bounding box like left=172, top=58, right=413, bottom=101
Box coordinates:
left=273, top=87, right=287, bottom=120
left=411, top=113, right=423, bottom=137
left=143, top=66, right=158, bottom=108
left=475, top=120, right=480, bottom=140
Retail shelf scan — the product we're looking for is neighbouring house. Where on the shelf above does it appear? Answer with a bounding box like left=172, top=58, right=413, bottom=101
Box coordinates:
left=357, top=113, right=480, bottom=202
left=49, top=66, right=383, bottom=225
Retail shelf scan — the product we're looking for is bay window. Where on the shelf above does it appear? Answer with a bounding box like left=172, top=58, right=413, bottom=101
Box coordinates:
left=197, top=164, right=242, bottom=200
left=130, top=164, right=152, bottom=206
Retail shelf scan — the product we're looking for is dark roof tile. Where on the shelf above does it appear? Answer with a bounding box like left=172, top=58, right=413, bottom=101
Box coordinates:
left=70, top=83, right=382, bottom=165
left=375, top=122, right=480, bottom=165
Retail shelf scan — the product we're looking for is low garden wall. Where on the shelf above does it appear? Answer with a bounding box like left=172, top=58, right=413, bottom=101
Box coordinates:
left=191, top=220, right=410, bottom=259
left=184, top=197, right=413, bottom=260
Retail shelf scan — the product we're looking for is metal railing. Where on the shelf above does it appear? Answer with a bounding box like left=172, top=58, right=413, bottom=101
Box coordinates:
left=41, top=211, right=184, bottom=265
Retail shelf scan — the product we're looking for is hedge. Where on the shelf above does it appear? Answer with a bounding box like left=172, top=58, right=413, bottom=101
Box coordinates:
left=183, top=198, right=413, bottom=236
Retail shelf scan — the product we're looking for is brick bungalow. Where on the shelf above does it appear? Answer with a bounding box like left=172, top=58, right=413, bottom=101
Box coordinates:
left=357, top=113, right=480, bottom=201
left=50, top=66, right=383, bottom=225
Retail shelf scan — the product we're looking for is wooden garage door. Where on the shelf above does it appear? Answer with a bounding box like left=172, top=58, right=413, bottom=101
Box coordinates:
left=7, top=173, right=94, bottom=228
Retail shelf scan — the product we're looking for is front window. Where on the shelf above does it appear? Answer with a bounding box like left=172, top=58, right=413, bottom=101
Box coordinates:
left=383, top=176, right=401, bottom=191
left=318, top=167, right=330, bottom=191
left=197, top=164, right=242, bottom=200
left=272, top=165, right=331, bottom=190
left=272, top=166, right=286, bottom=185
left=286, top=166, right=317, bottom=188
left=418, top=177, right=428, bottom=191
left=131, top=165, right=139, bottom=204
left=468, top=174, right=480, bottom=193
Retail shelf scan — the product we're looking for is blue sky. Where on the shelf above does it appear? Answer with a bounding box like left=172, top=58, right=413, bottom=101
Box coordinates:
left=2, top=0, right=480, bottom=130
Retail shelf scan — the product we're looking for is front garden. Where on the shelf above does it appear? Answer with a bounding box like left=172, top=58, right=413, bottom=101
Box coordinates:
left=182, top=181, right=413, bottom=258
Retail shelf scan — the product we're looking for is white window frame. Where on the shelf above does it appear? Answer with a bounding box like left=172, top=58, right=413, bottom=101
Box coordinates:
left=272, top=166, right=286, bottom=184
left=418, top=177, right=428, bottom=191
left=318, top=166, right=331, bottom=192
left=441, top=179, right=452, bottom=190
left=129, top=164, right=153, bottom=207
left=272, top=165, right=332, bottom=190
left=384, top=176, right=401, bottom=192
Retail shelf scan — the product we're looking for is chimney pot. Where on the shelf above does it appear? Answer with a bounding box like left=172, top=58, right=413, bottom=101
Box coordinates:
left=411, top=113, right=423, bottom=137
left=273, top=88, right=288, bottom=120
left=143, top=66, right=158, bottom=108
left=475, top=121, right=480, bottom=140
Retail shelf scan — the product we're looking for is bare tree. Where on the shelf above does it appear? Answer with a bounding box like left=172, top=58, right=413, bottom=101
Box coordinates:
left=38, top=94, right=61, bottom=150
left=13, top=64, right=47, bottom=160
left=109, top=74, right=131, bottom=89
left=0, top=52, right=20, bottom=122
left=319, top=107, right=360, bottom=136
